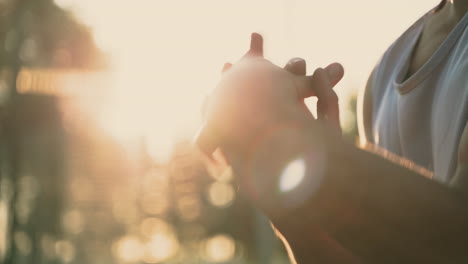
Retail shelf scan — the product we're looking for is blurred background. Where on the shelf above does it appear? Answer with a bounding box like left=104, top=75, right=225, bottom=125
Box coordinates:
left=0, top=0, right=439, bottom=263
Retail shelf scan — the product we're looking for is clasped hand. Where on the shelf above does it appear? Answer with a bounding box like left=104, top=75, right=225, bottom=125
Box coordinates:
left=197, top=33, right=344, bottom=169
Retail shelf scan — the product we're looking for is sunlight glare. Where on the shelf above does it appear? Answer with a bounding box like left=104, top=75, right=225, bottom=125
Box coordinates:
left=65, top=0, right=440, bottom=160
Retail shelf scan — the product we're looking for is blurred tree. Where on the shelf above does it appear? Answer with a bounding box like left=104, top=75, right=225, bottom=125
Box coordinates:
left=0, top=1, right=106, bottom=263
left=0, top=0, right=106, bottom=70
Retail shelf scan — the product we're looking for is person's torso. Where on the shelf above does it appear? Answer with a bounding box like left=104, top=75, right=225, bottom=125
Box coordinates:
left=371, top=11, right=468, bottom=183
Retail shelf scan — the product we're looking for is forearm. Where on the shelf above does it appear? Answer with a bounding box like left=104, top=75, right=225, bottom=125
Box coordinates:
left=239, top=121, right=468, bottom=263
left=325, top=142, right=468, bottom=262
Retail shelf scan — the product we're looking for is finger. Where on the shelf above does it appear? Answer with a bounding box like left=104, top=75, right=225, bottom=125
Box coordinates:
left=324, top=63, right=344, bottom=87
left=311, top=68, right=333, bottom=106
left=222, top=62, right=232, bottom=73
left=243, top=32, right=263, bottom=58
left=295, top=68, right=327, bottom=98
left=284, top=58, right=306, bottom=75
left=295, top=63, right=343, bottom=99
left=249, top=32, right=263, bottom=56
left=312, top=68, right=341, bottom=134
left=318, top=91, right=342, bottom=134
left=328, top=92, right=342, bottom=134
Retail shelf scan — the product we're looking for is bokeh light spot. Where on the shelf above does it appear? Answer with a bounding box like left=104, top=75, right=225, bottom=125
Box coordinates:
left=143, top=232, right=179, bottom=263
left=203, top=234, right=236, bottom=262
left=207, top=182, right=235, bottom=208
left=112, top=236, right=143, bottom=263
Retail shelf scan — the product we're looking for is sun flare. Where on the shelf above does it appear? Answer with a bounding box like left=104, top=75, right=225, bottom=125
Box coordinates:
left=56, top=0, right=439, bottom=161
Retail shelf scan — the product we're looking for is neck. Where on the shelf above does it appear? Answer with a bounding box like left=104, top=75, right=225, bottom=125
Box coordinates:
left=442, top=0, right=468, bottom=21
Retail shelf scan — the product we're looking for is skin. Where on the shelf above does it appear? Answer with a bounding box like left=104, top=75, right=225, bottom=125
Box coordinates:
left=198, top=0, right=468, bottom=262
left=197, top=34, right=344, bottom=158
left=407, top=0, right=468, bottom=76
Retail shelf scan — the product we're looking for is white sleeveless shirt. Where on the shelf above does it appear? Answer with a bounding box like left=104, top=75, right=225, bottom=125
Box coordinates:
left=371, top=11, right=468, bottom=183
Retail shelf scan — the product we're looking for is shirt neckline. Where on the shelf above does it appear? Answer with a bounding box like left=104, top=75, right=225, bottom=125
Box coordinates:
left=394, top=12, right=468, bottom=94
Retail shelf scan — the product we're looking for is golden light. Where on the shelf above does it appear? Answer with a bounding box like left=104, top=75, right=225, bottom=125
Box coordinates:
left=143, top=232, right=180, bottom=263
left=202, top=234, right=236, bottom=262
left=207, top=182, right=235, bottom=208
left=112, top=236, right=144, bottom=263
left=138, top=218, right=180, bottom=263
left=4, top=0, right=444, bottom=263
left=54, top=0, right=440, bottom=156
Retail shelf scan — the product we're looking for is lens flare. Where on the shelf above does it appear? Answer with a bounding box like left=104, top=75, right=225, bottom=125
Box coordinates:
left=279, top=158, right=306, bottom=192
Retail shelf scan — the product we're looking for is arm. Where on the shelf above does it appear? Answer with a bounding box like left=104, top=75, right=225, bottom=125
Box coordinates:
left=197, top=33, right=468, bottom=263
left=267, top=67, right=468, bottom=263
left=258, top=120, right=468, bottom=263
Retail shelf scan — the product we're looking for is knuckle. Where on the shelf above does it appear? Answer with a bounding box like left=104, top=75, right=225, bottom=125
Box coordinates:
left=313, top=67, right=325, bottom=76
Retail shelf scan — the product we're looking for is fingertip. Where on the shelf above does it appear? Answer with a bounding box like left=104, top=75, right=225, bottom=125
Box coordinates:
left=309, top=67, right=332, bottom=97
left=313, top=67, right=330, bottom=85
left=324, top=63, right=344, bottom=86
left=251, top=32, right=263, bottom=45
left=249, top=32, right=264, bottom=57
left=284, top=57, right=306, bottom=75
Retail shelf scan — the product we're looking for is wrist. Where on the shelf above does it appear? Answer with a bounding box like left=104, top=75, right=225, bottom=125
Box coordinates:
left=239, top=119, right=343, bottom=213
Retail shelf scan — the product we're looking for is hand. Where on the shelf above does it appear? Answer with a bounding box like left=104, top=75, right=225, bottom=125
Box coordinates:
left=195, top=34, right=350, bottom=263
left=196, top=33, right=344, bottom=163
left=284, top=57, right=343, bottom=135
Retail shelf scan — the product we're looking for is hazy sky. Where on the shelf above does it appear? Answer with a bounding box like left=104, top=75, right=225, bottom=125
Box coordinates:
left=56, top=0, right=440, bottom=160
